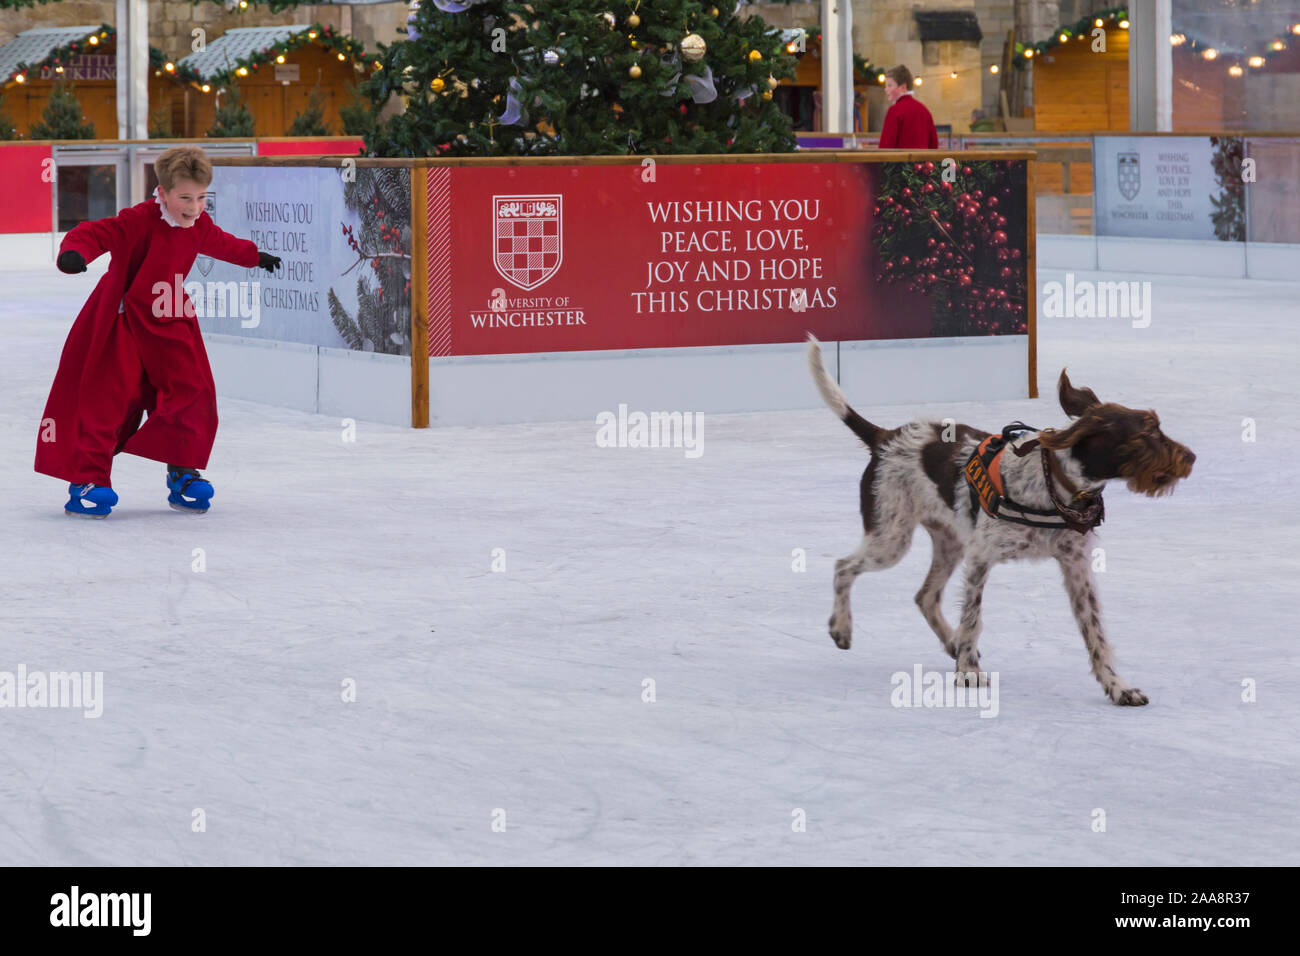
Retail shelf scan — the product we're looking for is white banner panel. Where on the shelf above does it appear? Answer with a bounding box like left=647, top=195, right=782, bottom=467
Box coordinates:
left=192, top=165, right=411, bottom=354
left=1094, top=136, right=1226, bottom=240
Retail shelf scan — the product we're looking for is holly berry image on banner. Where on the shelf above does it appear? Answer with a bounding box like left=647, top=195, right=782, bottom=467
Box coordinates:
left=873, top=159, right=1030, bottom=337
left=424, top=160, right=1029, bottom=357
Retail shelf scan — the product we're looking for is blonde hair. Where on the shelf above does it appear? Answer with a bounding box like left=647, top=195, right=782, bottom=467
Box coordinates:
left=154, top=146, right=213, bottom=190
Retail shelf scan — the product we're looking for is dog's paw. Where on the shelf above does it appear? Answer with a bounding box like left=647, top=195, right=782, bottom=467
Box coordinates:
left=953, top=669, right=989, bottom=688
left=827, top=615, right=852, bottom=650
left=1112, top=687, right=1149, bottom=706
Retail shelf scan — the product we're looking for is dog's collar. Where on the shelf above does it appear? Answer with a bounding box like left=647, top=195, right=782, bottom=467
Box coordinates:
left=1012, top=437, right=1106, bottom=533
left=964, top=423, right=1105, bottom=534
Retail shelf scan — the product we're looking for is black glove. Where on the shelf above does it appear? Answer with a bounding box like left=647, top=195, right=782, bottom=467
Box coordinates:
left=57, top=250, right=86, bottom=274
left=258, top=252, right=281, bottom=274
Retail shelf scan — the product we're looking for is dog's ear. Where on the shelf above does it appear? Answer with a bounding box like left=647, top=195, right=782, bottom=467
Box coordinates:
left=1058, top=369, right=1101, bottom=418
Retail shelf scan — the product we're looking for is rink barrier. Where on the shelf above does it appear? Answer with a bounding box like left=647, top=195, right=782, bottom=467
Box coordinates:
left=209, top=150, right=1040, bottom=427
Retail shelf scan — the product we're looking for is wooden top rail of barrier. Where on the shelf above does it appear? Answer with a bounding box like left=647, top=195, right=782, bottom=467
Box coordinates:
left=958, top=130, right=1300, bottom=139
left=209, top=149, right=1040, bottom=168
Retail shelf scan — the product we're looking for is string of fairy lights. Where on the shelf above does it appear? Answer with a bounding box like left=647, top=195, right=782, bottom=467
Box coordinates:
left=6, top=8, right=1298, bottom=93
left=783, top=8, right=1300, bottom=87
left=2, top=21, right=378, bottom=93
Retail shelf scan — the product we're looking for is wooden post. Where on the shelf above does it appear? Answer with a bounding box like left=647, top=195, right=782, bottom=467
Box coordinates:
left=1025, top=155, right=1037, bottom=399
left=999, top=29, right=1015, bottom=123
left=409, top=167, right=430, bottom=428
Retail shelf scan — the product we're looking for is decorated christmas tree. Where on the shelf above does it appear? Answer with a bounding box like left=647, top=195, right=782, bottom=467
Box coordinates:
left=363, top=0, right=798, bottom=156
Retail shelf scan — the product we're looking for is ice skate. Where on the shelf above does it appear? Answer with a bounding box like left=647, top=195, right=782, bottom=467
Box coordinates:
left=166, top=467, right=213, bottom=514
left=64, top=483, right=118, bottom=518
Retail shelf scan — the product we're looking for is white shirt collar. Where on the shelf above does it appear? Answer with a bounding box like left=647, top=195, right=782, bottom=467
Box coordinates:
left=153, top=186, right=195, bottom=229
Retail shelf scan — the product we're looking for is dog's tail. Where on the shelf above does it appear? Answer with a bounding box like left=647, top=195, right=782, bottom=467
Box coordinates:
left=806, top=334, right=889, bottom=452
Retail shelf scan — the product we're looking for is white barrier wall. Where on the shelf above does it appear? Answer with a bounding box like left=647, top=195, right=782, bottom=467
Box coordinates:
left=1038, top=235, right=1300, bottom=281
left=204, top=334, right=411, bottom=426
left=206, top=332, right=1030, bottom=428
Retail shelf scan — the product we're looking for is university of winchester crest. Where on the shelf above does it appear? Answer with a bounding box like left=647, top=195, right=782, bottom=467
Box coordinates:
left=493, top=194, right=562, bottom=291
left=1117, top=152, right=1141, bottom=201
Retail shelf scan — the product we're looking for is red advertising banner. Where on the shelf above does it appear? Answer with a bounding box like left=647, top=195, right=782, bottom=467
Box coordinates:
left=0, top=144, right=54, bottom=233
left=256, top=138, right=366, bottom=157
left=425, top=158, right=1029, bottom=357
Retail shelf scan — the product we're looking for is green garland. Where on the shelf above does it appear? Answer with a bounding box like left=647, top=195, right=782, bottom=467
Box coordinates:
left=198, top=0, right=314, bottom=12
left=150, top=47, right=205, bottom=86
left=202, top=22, right=374, bottom=87
left=2, top=24, right=202, bottom=87
left=0, top=20, right=372, bottom=90
left=1015, top=7, right=1296, bottom=73
left=0, top=0, right=297, bottom=9
left=1013, top=7, right=1128, bottom=69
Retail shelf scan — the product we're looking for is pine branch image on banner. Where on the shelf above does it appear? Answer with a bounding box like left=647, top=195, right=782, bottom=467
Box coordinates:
left=1209, top=136, right=1245, bottom=242
left=363, top=0, right=797, bottom=156
left=330, top=168, right=412, bottom=355
left=871, top=161, right=1028, bottom=337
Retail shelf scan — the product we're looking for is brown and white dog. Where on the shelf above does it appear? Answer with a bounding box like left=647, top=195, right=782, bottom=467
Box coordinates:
left=807, top=336, right=1195, bottom=705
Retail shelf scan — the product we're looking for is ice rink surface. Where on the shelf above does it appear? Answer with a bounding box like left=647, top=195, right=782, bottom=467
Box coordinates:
left=2, top=263, right=1296, bottom=865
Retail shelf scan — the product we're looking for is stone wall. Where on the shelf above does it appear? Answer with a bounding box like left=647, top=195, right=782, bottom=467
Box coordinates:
left=852, top=0, right=983, bottom=133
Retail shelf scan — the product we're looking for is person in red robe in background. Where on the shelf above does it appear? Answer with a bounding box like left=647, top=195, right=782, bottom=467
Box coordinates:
left=35, top=145, right=280, bottom=517
left=878, top=65, right=939, bottom=149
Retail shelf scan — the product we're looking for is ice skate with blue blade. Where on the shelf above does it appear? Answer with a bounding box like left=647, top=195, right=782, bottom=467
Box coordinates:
left=166, top=467, right=213, bottom=513
left=65, top=483, right=118, bottom=518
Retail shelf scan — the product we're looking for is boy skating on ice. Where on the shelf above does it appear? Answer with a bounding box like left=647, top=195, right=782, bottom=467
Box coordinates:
left=35, top=146, right=280, bottom=517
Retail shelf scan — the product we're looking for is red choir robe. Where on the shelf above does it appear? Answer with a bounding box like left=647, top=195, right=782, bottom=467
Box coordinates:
left=878, top=92, right=939, bottom=150
left=35, top=190, right=261, bottom=486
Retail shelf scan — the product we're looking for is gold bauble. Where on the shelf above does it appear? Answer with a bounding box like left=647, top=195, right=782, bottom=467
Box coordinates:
left=710, top=6, right=719, bottom=15
left=681, top=33, right=707, bottom=63
left=430, top=76, right=445, bottom=93
left=748, top=49, right=763, bottom=62
left=626, top=13, right=640, bottom=27
left=767, top=75, right=778, bottom=90
left=628, top=63, right=642, bottom=78
left=761, top=90, right=773, bottom=100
